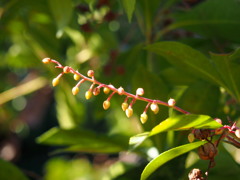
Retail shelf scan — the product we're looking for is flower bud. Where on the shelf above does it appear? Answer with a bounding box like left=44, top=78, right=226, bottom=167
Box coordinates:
left=93, top=87, right=100, bottom=96
left=63, top=66, right=71, bottom=73
left=140, top=112, right=148, bottom=124
left=136, top=88, right=144, bottom=96
left=150, top=103, right=159, bottom=114
left=121, top=102, right=128, bottom=111
left=74, top=73, right=81, bottom=81
left=198, top=142, right=218, bottom=160
left=126, top=107, right=133, bottom=118
left=85, top=90, right=92, bottom=99
left=42, top=57, right=51, bottom=64
left=215, top=128, right=224, bottom=135
left=168, top=98, right=176, bottom=107
left=235, top=129, right=240, bottom=138
left=103, top=100, right=110, bottom=110
left=72, top=87, right=80, bottom=95
left=188, top=133, right=195, bottom=143
left=103, top=87, right=110, bottom=94
left=52, top=77, right=60, bottom=87
left=214, top=118, right=222, bottom=125
left=118, top=87, right=124, bottom=95
left=87, top=70, right=94, bottom=77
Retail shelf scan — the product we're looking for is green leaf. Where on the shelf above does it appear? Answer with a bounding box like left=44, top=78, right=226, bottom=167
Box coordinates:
left=146, top=41, right=225, bottom=87
left=177, top=81, right=220, bottom=116
left=173, top=0, right=240, bottom=43
left=160, top=67, right=197, bottom=86
left=140, top=141, right=206, bottom=180
left=122, top=0, right=136, bottom=22
left=0, top=159, right=29, bottom=180
left=37, top=127, right=128, bottom=153
left=149, top=114, right=222, bottom=137
left=210, top=51, right=240, bottom=102
left=48, top=0, right=73, bottom=38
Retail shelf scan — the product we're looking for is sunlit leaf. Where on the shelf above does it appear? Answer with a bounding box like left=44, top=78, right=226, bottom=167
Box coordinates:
left=141, top=141, right=207, bottom=180
left=149, top=114, right=222, bottom=137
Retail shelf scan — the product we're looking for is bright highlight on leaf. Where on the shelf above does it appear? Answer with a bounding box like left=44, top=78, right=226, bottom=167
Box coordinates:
left=141, top=141, right=207, bottom=180
left=149, top=114, right=223, bottom=137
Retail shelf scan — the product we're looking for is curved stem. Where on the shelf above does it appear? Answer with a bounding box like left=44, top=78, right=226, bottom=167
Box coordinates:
left=48, top=59, right=190, bottom=114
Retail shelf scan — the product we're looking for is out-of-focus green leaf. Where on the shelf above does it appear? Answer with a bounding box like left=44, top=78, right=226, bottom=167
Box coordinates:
left=149, top=114, right=222, bottom=137
left=44, top=157, right=95, bottom=180
left=210, top=51, right=240, bottom=102
left=132, top=66, right=169, bottom=151
left=160, top=67, right=197, bottom=85
left=48, top=0, right=73, bottom=38
left=55, top=81, right=85, bottom=129
left=0, top=159, right=29, bottom=180
left=177, top=81, right=220, bottom=116
left=146, top=41, right=225, bottom=87
left=173, top=0, right=240, bottom=43
left=132, top=66, right=169, bottom=127
left=37, top=127, right=128, bottom=153
left=0, top=77, right=47, bottom=105
left=122, top=0, right=136, bottom=22
left=140, top=141, right=207, bottom=180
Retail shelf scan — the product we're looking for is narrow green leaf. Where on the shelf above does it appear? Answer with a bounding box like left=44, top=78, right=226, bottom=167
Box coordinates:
left=149, top=114, right=222, bottom=137
left=48, top=0, right=73, bottom=38
left=146, top=41, right=225, bottom=87
left=0, top=159, right=29, bottom=180
left=37, top=127, right=128, bottom=153
left=141, top=141, right=207, bottom=180
left=51, top=143, right=124, bottom=154
left=122, top=0, right=136, bottom=22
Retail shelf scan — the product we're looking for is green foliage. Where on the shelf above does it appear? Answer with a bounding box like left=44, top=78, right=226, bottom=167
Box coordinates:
left=122, top=0, right=136, bottom=22
left=37, top=127, right=129, bottom=153
left=141, top=141, right=207, bottom=180
left=1, top=0, right=240, bottom=179
left=147, top=42, right=240, bottom=102
left=149, top=114, right=222, bottom=136
left=174, top=0, right=240, bottom=43
left=0, top=159, right=29, bottom=180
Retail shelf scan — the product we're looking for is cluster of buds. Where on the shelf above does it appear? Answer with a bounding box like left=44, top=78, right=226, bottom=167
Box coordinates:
left=42, top=58, right=187, bottom=124
left=43, top=58, right=240, bottom=179
left=186, top=117, right=240, bottom=178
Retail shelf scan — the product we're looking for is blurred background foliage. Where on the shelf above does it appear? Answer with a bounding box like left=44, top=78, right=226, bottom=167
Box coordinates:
left=0, top=0, right=240, bottom=179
